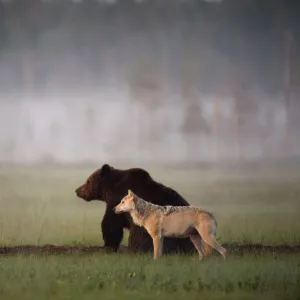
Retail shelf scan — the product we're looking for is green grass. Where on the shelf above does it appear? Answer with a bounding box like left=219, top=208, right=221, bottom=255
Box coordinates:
left=0, top=164, right=300, bottom=299
left=0, top=252, right=299, bottom=300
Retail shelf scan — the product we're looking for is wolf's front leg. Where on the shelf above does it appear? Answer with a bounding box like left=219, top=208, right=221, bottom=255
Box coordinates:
left=152, top=236, right=164, bottom=260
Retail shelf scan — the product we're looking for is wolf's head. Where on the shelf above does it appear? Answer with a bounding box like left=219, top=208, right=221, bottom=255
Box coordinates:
left=113, top=189, right=137, bottom=214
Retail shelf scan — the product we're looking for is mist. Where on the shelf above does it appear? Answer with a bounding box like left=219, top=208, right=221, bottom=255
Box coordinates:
left=0, top=0, right=299, bottom=166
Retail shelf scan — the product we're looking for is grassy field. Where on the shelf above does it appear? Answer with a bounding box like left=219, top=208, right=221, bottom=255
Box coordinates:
left=0, top=164, right=299, bottom=299
left=1, top=252, right=299, bottom=300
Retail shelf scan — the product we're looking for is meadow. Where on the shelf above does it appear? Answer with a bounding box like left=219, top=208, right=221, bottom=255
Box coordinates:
left=0, top=163, right=299, bottom=299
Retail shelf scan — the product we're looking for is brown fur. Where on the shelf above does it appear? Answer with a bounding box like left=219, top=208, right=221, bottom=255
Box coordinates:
left=114, top=190, right=227, bottom=261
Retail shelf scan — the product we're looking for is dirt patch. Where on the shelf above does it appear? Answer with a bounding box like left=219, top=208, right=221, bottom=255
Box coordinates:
left=0, top=244, right=299, bottom=256
left=0, top=244, right=125, bottom=255
left=223, top=243, right=300, bottom=254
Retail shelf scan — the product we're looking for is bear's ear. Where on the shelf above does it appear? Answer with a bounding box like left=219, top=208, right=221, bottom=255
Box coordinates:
left=101, top=164, right=111, bottom=177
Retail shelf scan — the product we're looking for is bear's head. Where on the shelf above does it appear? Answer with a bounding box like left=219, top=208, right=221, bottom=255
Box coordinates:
left=75, top=164, right=114, bottom=202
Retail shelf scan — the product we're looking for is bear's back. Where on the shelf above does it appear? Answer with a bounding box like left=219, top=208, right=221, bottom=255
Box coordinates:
left=112, top=167, right=190, bottom=207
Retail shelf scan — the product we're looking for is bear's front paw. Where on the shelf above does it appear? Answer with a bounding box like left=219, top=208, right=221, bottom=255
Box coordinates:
left=103, top=245, right=119, bottom=253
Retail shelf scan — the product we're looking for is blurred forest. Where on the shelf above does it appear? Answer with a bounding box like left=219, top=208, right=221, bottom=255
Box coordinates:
left=0, top=0, right=300, bottom=165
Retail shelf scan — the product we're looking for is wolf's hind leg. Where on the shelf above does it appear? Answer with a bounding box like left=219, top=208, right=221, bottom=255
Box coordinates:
left=200, top=241, right=213, bottom=257
left=196, top=223, right=227, bottom=260
left=190, top=234, right=204, bottom=261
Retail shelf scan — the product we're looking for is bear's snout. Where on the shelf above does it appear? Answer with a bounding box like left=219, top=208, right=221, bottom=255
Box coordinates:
left=75, top=186, right=82, bottom=195
left=75, top=184, right=94, bottom=201
left=75, top=185, right=86, bottom=198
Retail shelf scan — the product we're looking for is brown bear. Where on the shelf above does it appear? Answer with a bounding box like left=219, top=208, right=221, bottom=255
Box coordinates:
left=75, top=164, right=210, bottom=255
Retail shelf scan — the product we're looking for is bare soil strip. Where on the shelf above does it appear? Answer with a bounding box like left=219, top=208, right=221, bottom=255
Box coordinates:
left=0, top=244, right=299, bottom=255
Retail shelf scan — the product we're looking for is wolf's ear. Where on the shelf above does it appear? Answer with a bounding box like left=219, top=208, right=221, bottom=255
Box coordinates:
left=128, top=190, right=137, bottom=200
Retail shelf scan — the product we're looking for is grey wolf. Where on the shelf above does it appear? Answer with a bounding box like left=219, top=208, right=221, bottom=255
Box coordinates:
left=114, top=190, right=227, bottom=260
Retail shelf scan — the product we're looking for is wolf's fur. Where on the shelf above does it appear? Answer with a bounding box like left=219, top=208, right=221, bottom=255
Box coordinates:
left=114, top=190, right=227, bottom=260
